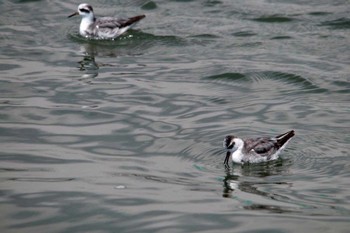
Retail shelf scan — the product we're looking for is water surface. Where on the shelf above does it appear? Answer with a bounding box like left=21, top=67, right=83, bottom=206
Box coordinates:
left=0, top=0, right=349, bottom=232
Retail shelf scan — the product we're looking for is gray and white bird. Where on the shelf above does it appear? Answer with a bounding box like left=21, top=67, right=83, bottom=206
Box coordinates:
left=68, top=3, right=145, bottom=39
left=223, top=130, right=295, bottom=165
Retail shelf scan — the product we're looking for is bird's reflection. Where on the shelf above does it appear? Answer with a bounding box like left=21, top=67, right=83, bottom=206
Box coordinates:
left=222, top=159, right=292, bottom=204
left=77, top=43, right=101, bottom=81
left=75, top=36, right=143, bottom=81
left=222, top=168, right=239, bottom=198
left=77, top=42, right=117, bottom=81
left=78, top=52, right=99, bottom=80
left=223, top=169, right=280, bottom=199
left=71, top=30, right=180, bottom=81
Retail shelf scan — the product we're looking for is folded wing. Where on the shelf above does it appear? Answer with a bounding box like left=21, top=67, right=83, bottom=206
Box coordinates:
left=245, top=137, right=278, bottom=157
left=96, top=15, right=145, bottom=29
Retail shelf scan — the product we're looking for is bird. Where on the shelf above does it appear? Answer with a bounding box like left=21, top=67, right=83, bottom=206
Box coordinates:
left=223, top=130, right=295, bottom=165
left=68, top=3, right=145, bottom=40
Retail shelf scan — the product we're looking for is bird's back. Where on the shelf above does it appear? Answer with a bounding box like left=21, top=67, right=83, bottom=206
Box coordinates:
left=94, top=15, right=145, bottom=39
left=243, top=131, right=295, bottom=162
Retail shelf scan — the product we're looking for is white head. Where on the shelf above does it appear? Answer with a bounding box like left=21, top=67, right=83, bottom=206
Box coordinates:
left=223, top=135, right=244, bottom=152
left=68, top=3, right=94, bottom=19
left=223, top=135, right=244, bottom=165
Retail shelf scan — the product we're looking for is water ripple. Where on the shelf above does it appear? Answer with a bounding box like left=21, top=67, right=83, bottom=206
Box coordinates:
left=252, top=15, right=295, bottom=23
left=1, top=0, right=350, bottom=232
left=320, top=17, right=350, bottom=29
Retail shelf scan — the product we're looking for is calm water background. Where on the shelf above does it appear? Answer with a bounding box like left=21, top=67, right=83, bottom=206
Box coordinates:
left=0, top=0, right=349, bottom=232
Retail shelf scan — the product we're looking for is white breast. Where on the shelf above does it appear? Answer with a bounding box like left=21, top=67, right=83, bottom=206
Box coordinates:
left=79, top=17, right=93, bottom=36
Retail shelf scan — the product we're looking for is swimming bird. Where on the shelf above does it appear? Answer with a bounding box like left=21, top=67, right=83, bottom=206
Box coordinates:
left=223, top=130, right=295, bottom=165
left=68, top=3, right=145, bottom=39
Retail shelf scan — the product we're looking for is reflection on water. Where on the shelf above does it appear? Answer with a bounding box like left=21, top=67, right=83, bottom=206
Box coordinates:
left=221, top=158, right=350, bottom=218
left=78, top=54, right=99, bottom=79
left=1, top=0, right=350, bottom=232
left=222, top=160, right=295, bottom=214
left=222, top=160, right=290, bottom=197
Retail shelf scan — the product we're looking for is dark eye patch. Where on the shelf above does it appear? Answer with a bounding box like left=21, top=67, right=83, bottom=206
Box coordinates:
left=79, top=8, right=90, bottom=13
left=224, top=135, right=235, bottom=148
left=227, top=142, right=235, bottom=149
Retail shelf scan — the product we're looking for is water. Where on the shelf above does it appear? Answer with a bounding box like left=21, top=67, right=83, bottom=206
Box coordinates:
left=0, top=0, right=349, bottom=232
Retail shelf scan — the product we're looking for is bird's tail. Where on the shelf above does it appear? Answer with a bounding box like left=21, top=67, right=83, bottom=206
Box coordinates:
left=121, top=15, right=146, bottom=28
left=276, top=130, right=295, bottom=147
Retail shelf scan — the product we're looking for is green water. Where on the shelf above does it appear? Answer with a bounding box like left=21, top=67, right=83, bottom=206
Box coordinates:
left=0, top=0, right=349, bottom=232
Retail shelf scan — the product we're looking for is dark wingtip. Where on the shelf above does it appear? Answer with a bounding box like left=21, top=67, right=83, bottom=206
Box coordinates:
left=121, top=14, right=146, bottom=27
left=276, top=130, right=295, bottom=138
left=289, top=130, right=295, bottom=137
left=276, top=130, right=295, bottom=147
left=132, top=14, right=146, bottom=22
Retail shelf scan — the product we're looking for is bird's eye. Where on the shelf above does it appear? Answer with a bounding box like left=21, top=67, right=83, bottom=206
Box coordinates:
left=79, top=8, right=90, bottom=13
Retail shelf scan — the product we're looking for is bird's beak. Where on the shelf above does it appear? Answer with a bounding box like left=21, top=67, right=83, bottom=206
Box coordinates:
left=68, top=12, right=79, bottom=18
left=224, top=151, right=231, bottom=166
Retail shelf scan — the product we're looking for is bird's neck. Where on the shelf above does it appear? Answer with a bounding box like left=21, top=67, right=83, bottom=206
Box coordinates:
left=80, top=15, right=95, bottom=31
left=231, top=139, right=245, bottom=163
left=235, top=138, right=244, bottom=150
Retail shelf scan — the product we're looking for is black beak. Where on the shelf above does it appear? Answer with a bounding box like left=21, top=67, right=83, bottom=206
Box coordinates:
left=224, top=151, right=231, bottom=166
left=68, top=12, right=79, bottom=18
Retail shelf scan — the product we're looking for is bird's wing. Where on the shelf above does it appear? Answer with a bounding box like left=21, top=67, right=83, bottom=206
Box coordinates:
left=96, top=15, right=145, bottom=29
left=245, top=137, right=278, bottom=157
left=95, top=17, right=123, bottom=29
